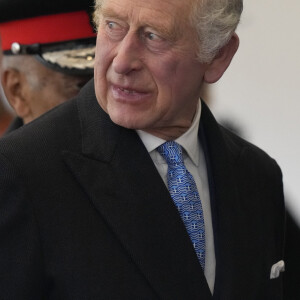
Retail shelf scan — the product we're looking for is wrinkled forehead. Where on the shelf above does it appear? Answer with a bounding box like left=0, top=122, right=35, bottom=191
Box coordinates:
left=97, top=0, right=194, bottom=32
left=98, top=0, right=193, bottom=16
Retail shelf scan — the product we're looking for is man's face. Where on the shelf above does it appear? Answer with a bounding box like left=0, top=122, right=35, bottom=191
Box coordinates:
left=24, top=61, right=91, bottom=123
left=94, top=0, right=209, bottom=138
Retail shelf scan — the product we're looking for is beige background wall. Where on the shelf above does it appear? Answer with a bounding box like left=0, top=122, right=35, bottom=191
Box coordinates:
left=208, top=1, right=300, bottom=222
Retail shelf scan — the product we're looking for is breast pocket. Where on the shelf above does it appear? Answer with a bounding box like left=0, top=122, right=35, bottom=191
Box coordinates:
left=268, top=276, right=283, bottom=300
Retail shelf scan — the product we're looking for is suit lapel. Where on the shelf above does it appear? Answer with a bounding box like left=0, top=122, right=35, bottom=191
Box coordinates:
left=200, top=102, right=246, bottom=298
left=63, top=82, right=212, bottom=299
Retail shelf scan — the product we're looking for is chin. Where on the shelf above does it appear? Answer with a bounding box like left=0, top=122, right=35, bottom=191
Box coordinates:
left=109, top=111, right=147, bottom=130
left=111, top=117, right=140, bottom=129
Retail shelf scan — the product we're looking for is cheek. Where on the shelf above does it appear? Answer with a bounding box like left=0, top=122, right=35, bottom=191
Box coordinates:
left=95, top=32, right=114, bottom=71
left=29, top=89, right=52, bottom=116
left=94, top=34, right=114, bottom=101
left=42, top=83, right=70, bottom=108
left=166, top=55, right=204, bottom=90
left=151, top=57, right=183, bottom=99
left=154, top=57, right=204, bottom=113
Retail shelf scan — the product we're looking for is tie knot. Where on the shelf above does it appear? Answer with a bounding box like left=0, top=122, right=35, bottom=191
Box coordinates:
left=157, top=141, right=184, bottom=166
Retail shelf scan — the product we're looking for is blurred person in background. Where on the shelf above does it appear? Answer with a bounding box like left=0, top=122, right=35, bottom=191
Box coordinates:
left=0, top=42, right=14, bottom=135
left=0, top=0, right=97, bottom=133
left=0, top=86, right=14, bottom=135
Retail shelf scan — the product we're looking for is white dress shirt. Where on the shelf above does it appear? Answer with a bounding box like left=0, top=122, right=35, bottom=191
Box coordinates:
left=137, top=100, right=216, bottom=293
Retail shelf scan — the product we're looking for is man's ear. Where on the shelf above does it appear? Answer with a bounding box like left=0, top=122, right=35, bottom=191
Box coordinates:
left=204, top=33, right=239, bottom=84
left=1, top=68, right=31, bottom=119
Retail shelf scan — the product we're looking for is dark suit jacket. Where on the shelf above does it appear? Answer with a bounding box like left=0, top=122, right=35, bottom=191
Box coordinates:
left=0, top=80, right=285, bottom=299
left=4, top=116, right=24, bottom=134
left=283, top=212, right=300, bottom=300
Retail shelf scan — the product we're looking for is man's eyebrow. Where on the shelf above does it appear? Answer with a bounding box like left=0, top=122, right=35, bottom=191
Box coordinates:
left=99, top=7, right=179, bottom=41
left=100, top=7, right=124, bottom=19
left=145, top=19, right=180, bottom=42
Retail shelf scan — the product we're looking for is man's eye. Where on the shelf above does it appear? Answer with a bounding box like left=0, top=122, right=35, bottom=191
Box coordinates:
left=145, top=32, right=162, bottom=42
left=143, top=30, right=171, bottom=52
left=104, top=20, right=126, bottom=40
left=107, top=21, right=118, bottom=30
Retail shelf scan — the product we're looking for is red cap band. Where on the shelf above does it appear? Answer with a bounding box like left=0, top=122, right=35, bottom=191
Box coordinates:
left=0, top=10, right=96, bottom=51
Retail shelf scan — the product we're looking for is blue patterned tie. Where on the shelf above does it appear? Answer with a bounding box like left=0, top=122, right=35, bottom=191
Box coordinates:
left=157, top=141, right=205, bottom=270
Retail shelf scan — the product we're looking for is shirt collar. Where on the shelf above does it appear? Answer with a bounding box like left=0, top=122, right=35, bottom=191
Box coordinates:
left=137, top=100, right=201, bottom=166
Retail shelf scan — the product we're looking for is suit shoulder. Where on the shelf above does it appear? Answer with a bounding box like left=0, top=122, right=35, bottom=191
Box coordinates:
left=219, top=125, right=282, bottom=176
left=0, top=97, right=80, bottom=163
left=201, top=102, right=280, bottom=173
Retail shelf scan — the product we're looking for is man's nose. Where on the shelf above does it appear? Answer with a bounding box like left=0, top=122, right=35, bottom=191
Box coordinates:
left=112, top=32, right=143, bottom=75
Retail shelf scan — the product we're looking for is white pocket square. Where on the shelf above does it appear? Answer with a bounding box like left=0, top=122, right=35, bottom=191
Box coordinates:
left=270, top=260, right=285, bottom=279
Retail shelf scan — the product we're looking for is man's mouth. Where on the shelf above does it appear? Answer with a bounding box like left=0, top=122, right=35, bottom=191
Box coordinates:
left=110, top=84, right=151, bottom=103
left=118, top=87, right=140, bottom=94
left=114, top=85, right=148, bottom=94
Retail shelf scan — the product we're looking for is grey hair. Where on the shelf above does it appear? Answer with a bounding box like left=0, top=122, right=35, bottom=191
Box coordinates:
left=93, top=0, right=102, bottom=31
left=93, top=0, right=243, bottom=63
left=1, top=55, right=42, bottom=89
left=191, top=0, right=243, bottom=63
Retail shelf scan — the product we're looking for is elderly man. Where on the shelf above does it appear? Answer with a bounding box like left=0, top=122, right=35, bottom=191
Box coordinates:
left=0, top=0, right=285, bottom=299
left=0, top=0, right=96, bottom=131
left=0, top=42, right=14, bottom=135
left=0, top=86, right=13, bottom=135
